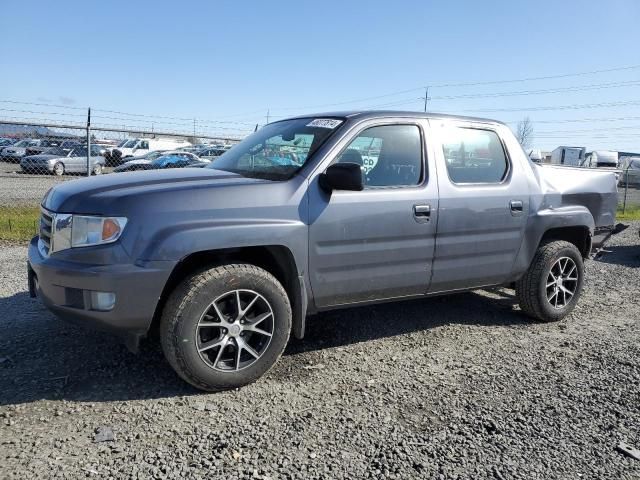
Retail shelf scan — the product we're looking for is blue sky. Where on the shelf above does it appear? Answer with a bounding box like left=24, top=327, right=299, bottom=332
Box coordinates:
left=1, top=0, right=639, bottom=151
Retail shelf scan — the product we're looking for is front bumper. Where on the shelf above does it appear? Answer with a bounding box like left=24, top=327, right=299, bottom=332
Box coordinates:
left=27, top=236, right=175, bottom=349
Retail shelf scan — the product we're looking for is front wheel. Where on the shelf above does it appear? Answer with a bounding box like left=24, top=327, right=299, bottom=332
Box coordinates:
left=52, top=162, right=65, bottom=176
left=160, top=264, right=292, bottom=391
left=516, top=240, right=584, bottom=322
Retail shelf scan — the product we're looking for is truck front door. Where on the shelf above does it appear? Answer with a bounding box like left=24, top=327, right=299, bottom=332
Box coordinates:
left=308, top=120, right=438, bottom=308
left=429, top=120, right=529, bottom=292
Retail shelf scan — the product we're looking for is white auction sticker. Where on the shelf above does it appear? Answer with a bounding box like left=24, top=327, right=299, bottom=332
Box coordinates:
left=306, top=119, right=343, bottom=129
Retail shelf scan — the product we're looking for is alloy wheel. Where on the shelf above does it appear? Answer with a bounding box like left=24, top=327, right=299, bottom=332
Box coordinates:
left=195, top=289, right=274, bottom=371
left=546, top=257, right=578, bottom=309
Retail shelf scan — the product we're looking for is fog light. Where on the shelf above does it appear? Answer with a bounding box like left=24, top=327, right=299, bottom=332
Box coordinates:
left=90, top=291, right=116, bottom=311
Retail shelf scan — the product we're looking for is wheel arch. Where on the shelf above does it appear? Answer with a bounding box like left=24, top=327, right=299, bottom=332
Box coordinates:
left=539, top=225, right=591, bottom=258
left=150, top=245, right=306, bottom=340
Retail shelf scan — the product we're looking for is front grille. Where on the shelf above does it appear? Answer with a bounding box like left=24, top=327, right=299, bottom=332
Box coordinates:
left=39, top=208, right=53, bottom=256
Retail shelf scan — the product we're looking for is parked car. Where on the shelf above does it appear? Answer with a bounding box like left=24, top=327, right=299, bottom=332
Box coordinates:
left=113, top=149, right=169, bottom=164
left=21, top=145, right=105, bottom=175
left=106, top=138, right=193, bottom=165
left=0, top=137, right=17, bottom=148
left=25, top=139, right=76, bottom=157
left=113, top=152, right=206, bottom=172
left=196, top=147, right=227, bottom=161
left=27, top=111, right=618, bottom=392
left=1, top=138, right=43, bottom=162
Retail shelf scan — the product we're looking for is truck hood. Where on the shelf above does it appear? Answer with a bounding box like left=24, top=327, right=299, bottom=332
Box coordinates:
left=533, top=164, right=618, bottom=228
left=42, top=168, right=271, bottom=213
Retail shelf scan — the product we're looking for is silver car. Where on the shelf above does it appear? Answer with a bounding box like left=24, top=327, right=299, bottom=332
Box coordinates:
left=21, top=145, right=106, bottom=176
left=1, top=138, right=42, bottom=163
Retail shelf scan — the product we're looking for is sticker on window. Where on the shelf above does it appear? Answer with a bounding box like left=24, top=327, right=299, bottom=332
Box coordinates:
left=306, top=119, right=343, bottom=129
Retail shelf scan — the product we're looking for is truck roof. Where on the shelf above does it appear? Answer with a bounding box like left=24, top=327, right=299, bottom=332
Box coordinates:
left=282, top=110, right=508, bottom=127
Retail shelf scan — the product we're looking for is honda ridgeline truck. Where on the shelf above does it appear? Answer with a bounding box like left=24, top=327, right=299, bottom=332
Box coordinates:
left=28, top=112, right=618, bottom=391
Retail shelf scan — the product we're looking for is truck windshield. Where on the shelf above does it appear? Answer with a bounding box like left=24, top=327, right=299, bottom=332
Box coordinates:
left=209, top=118, right=344, bottom=180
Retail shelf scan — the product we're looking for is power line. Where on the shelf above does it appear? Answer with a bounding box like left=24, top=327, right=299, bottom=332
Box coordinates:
left=533, top=125, right=640, bottom=134
left=429, top=80, right=640, bottom=101
left=459, top=99, right=640, bottom=113
left=503, top=115, right=640, bottom=124
left=0, top=100, right=257, bottom=126
left=3, top=63, right=640, bottom=124
left=257, top=64, right=640, bottom=113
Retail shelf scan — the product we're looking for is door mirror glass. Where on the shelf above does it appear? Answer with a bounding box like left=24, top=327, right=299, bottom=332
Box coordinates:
left=319, top=163, right=364, bottom=191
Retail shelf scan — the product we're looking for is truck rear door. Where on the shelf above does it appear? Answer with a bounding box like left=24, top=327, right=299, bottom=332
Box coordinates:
left=428, top=120, right=530, bottom=292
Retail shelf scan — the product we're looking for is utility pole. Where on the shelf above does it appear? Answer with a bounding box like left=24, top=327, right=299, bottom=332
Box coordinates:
left=422, top=86, right=430, bottom=112
left=86, top=107, right=91, bottom=177
left=193, top=118, right=196, bottom=139
left=266, top=109, right=270, bottom=124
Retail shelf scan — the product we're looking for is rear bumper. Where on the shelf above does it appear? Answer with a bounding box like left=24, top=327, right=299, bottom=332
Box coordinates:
left=27, top=236, right=175, bottom=349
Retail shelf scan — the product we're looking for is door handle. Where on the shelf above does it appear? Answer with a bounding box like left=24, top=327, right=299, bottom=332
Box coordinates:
left=413, top=204, right=431, bottom=219
left=510, top=200, right=524, bottom=214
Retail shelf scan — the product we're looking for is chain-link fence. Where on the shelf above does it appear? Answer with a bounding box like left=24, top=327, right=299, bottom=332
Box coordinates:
left=618, top=157, right=640, bottom=218
left=1, top=118, right=639, bottom=243
left=0, top=120, right=243, bottom=242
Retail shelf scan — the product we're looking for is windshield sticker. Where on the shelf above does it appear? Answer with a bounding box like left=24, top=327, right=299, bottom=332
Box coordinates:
left=306, top=119, right=343, bottom=129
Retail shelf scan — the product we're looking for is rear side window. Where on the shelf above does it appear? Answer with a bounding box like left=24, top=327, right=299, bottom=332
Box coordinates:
left=441, top=127, right=508, bottom=184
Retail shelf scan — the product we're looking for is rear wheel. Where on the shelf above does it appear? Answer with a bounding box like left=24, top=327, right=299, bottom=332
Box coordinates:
left=160, top=264, right=292, bottom=391
left=516, top=240, right=584, bottom=322
left=52, top=162, right=65, bottom=176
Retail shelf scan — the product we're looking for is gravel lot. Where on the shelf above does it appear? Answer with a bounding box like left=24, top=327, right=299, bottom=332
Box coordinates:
left=0, top=224, right=639, bottom=479
left=0, top=162, right=114, bottom=206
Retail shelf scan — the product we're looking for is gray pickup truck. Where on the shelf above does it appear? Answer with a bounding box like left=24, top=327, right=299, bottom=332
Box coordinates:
left=28, top=111, right=618, bottom=391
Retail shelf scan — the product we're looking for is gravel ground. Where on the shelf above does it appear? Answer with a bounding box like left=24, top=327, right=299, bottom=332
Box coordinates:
left=0, top=223, right=639, bottom=479
left=0, top=162, right=114, bottom=206
left=0, top=166, right=72, bottom=206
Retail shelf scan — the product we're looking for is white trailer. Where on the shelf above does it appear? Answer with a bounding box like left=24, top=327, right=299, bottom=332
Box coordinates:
left=550, top=146, right=586, bottom=166
left=583, top=150, right=618, bottom=168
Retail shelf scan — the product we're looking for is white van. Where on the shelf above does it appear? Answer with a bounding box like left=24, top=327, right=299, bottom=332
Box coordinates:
left=114, top=138, right=192, bottom=160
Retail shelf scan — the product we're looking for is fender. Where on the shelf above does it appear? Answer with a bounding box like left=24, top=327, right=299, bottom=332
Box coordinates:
left=509, top=205, right=595, bottom=280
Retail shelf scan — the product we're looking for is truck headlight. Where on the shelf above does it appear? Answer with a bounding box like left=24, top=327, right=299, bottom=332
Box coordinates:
left=72, top=216, right=127, bottom=247
left=49, top=214, right=127, bottom=253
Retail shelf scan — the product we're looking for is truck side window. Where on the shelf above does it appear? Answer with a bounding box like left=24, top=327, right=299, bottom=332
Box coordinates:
left=337, top=125, right=422, bottom=187
left=441, top=127, right=508, bottom=184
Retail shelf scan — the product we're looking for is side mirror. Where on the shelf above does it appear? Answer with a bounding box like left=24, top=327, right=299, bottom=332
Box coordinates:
left=319, top=162, right=364, bottom=192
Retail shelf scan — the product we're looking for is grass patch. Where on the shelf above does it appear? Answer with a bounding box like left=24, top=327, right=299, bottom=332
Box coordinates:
left=618, top=205, right=640, bottom=221
left=0, top=206, right=40, bottom=242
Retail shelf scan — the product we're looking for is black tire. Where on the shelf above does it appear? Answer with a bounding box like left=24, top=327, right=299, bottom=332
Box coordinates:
left=160, top=264, right=292, bottom=391
left=53, top=162, right=65, bottom=176
left=515, top=240, right=584, bottom=322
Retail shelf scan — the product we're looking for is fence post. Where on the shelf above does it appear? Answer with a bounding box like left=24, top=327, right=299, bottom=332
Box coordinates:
left=86, top=107, right=91, bottom=177
left=622, top=165, right=630, bottom=215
